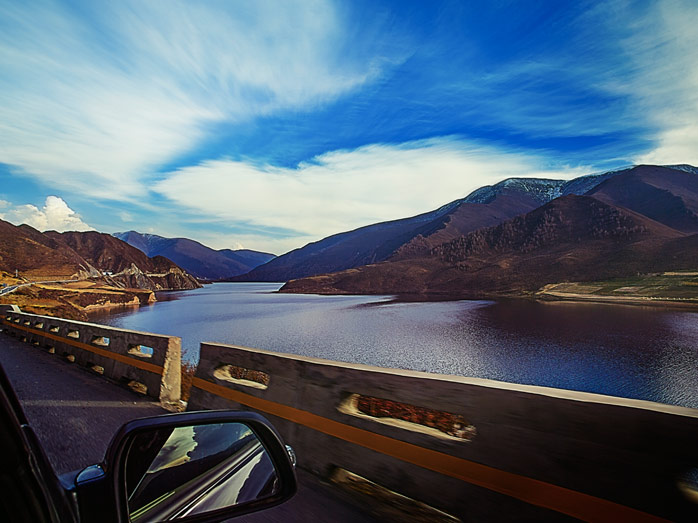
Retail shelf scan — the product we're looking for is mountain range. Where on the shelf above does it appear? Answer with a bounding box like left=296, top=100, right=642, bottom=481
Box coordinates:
left=237, top=164, right=696, bottom=283
left=234, top=185, right=546, bottom=282
left=113, top=231, right=275, bottom=280
left=279, top=165, right=698, bottom=296
left=2, top=163, right=695, bottom=301
left=0, top=223, right=199, bottom=291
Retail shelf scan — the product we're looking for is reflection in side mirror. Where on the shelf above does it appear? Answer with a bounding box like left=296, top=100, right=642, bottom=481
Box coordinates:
left=124, top=422, right=279, bottom=522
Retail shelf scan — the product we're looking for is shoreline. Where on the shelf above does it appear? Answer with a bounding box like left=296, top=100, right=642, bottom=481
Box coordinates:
left=533, top=292, right=698, bottom=310
left=0, top=282, right=155, bottom=321
left=277, top=286, right=698, bottom=310
left=9, top=278, right=697, bottom=319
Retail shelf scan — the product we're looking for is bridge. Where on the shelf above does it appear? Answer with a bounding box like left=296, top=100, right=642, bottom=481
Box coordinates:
left=1, top=305, right=697, bottom=522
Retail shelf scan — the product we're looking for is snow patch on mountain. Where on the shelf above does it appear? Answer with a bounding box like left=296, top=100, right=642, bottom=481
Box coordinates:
left=464, top=178, right=565, bottom=205
left=665, top=164, right=698, bottom=175
left=463, top=165, right=664, bottom=206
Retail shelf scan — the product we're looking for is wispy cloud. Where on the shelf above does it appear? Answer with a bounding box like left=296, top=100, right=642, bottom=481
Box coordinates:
left=0, top=196, right=93, bottom=232
left=419, top=0, right=698, bottom=158
left=620, top=1, right=698, bottom=165
left=155, top=138, right=589, bottom=252
left=0, top=0, right=383, bottom=200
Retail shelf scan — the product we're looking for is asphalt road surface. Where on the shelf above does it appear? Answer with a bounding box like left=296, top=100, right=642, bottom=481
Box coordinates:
left=0, top=333, right=375, bottom=522
left=0, top=333, right=165, bottom=474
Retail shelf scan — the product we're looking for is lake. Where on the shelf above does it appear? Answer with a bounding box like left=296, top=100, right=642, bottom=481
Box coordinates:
left=91, top=282, right=698, bottom=408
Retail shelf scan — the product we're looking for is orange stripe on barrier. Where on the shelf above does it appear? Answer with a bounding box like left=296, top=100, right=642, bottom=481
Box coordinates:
left=3, top=319, right=163, bottom=376
left=192, top=376, right=668, bottom=523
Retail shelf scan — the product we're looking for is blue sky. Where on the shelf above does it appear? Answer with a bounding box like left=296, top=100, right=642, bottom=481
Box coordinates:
left=1, top=0, right=697, bottom=254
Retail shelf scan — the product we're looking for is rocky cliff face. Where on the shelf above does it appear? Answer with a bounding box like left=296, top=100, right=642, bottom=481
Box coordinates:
left=107, top=263, right=200, bottom=291
left=47, top=231, right=201, bottom=290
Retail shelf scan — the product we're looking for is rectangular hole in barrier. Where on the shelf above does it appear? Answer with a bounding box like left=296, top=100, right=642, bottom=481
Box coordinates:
left=23, top=320, right=30, bottom=326
left=329, top=468, right=460, bottom=523
left=213, top=364, right=270, bottom=390
left=34, top=321, right=44, bottom=329
left=128, top=344, right=153, bottom=358
left=338, top=394, right=476, bottom=442
left=49, top=325, right=59, bottom=333
left=5, top=316, right=11, bottom=321
left=14, top=318, right=20, bottom=323
left=87, top=361, right=104, bottom=375
left=91, top=335, right=110, bottom=347
left=67, top=330, right=79, bottom=339
left=120, top=377, right=148, bottom=395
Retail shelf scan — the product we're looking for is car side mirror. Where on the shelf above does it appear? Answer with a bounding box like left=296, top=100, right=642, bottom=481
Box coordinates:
left=74, top=411, right=296, bottom=523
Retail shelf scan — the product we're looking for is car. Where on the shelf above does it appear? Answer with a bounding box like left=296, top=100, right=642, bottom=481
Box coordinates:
left=0, top=363, right=297, bottom=522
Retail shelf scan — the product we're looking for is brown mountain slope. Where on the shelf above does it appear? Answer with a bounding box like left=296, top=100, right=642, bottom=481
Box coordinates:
left=237, top=188, right=545, bottom=282
left=47, top=231, right=164, bottom=273
left=238, top=166, right=637, bottom=282
left=46, top=231, right=201, bottom=290
left=281, top=195, right=694, bottom=297
left=391, top=190, right=542, bottom=259
left=0, top=219, right=98, bottom=279
left=588, top=165, right=698, bottom=233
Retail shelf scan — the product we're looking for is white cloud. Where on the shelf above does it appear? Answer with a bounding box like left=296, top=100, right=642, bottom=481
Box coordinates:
left=155, top=138, right=589, bottom=251
left=0, top=196, right=93, bottom=232
left=614, top=1, right=698, bottom=165
left=0, top=0, right=381, bottom=200
left=118, top=211, right=134, bottom=223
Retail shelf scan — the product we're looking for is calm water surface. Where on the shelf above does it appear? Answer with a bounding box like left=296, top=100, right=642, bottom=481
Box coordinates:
left=92, top=283, right=698, bottom=408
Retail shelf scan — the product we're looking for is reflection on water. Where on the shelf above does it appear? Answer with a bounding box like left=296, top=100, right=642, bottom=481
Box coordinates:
left=92, top=283, right=698, bottom=408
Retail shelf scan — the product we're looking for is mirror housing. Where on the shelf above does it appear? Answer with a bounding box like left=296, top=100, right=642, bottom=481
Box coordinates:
left=74, top=411, right=296, bottom=523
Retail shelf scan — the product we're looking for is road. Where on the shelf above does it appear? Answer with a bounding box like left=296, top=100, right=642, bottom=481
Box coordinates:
left=0, top=333, right=375, bottom=522
left=0, top=284, right=20, bottom=295
left=0, top=278, right=79, bottom=296
left=0, top=332, right=165, bottom=473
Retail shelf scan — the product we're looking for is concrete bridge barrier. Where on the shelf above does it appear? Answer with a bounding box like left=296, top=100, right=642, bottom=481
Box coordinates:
left=0, top=307, right=180, bottom=403
left=188, top=342, right=698, bottom=522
